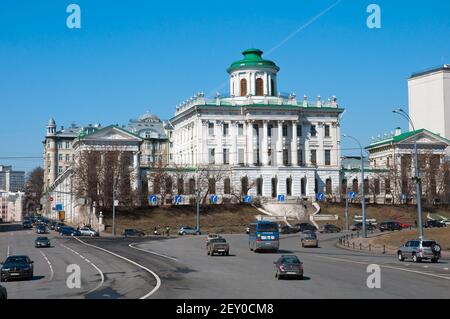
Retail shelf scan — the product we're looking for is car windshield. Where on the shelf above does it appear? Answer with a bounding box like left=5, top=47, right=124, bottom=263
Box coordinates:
left=281, top=256, right=301, bottom=264
left=211, top=238, right=226, bottom=243
left=304, top=234, right=317, bottom=239
left=6, top=256, right=27, bottom=264
left=37, top=237, right=48, bottom=240
left=422, top=241, right=437, bottom=247
left=258, top=223, right=278, bottom=232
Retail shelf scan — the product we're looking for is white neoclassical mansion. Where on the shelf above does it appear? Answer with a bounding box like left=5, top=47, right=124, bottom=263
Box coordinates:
left=168, top=48, right=344, bottom=200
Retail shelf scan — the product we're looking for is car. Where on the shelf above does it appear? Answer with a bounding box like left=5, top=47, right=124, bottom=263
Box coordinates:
left=274, top=255, right=304, bottom=280
left=350, top=222, right=377, bottom=231
left=379, top=221, right=402, bottom=232
left=206, top=234, right=222, bottom=245
left=397, top=239, right=441, bottom=263
left=79, top=226, right=99, bottom=237
left=398, top=222, right=410, bottom=229
left=49, top=221, right=57, bottom=230
left=280, top=225, right=299, bottom=234
left=36, top=224, right=47, bottom=234
left=0, top=255, right=34, bottom=282
left=319, top=224, right=341, bottom=233
left=55, top=222, right=66, bottom=232
left=22, top=221, right=33, bottom=229
left=301, top=232, right=319, bottom=248
left=35, top=237, right=51, bottom=248
left=59, top=226, right=81, bottom=236
left=207, top=237, right=230, bottom=256
left=179, top=226, right=201, bottom=236
left=123, top=229, right=146, bottom=237
left=0, top=284, right=6, bottom=299
left=246, top=227, right=250, bottom=234
left=294, top=223, right=317, bottom=233
left=425, top=220, right=447, bottom=228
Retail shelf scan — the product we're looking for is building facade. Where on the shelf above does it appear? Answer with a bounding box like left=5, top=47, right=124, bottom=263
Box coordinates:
left=0, top=191, right=24, bottom=222
left=168, top=49, right=344, bottom=201
left=0, top=165, right=25, bottom=192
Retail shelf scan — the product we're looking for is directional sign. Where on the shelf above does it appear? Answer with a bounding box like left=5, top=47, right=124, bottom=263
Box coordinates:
left=55, top=204, right=63, bottom=211
left=348, top=191, right=356, bottom=199
left=277, top=194, right=285, bottom=202
left=148, top=195, right=158, bottom=205
left=210, top=195, right=218, bottom=204
left=316, top=192, right=325, bottom=201
left=175, top=195, right=183, bottom=205
left=243, top=195, right=253, bottom=203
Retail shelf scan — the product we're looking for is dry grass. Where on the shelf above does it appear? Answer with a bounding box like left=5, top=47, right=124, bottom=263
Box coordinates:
left=372, top=227, right=450, bottom=250
left=102, top=204, right=260, bottom=235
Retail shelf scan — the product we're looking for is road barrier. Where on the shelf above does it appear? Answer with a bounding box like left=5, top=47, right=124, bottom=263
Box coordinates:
left=338, top=234, right=392, bottom=255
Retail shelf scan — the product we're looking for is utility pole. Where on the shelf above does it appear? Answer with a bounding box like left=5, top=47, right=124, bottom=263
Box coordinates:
left=196, top=188, right=200, bottom=234
left=112, top=178, right=117, bottom=237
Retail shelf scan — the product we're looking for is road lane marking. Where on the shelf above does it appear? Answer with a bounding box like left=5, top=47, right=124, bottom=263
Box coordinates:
left=74, top=237, right=161, bottom=299
left=129, top=243, right=179, bottom=262
left=314, top=255, right=450, bottom=281
left=444, top=268, right=449, bottom=271
left=40, top=251, right=54, bottom=281
left=7, top=245, right=10, bottom=257
left=424, top=266, right=429, bottom=268
left=61, top=244, right=105, bottom=295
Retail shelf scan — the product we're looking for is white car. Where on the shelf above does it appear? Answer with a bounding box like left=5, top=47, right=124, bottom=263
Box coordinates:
left=79, top=227, right=99, bottom=237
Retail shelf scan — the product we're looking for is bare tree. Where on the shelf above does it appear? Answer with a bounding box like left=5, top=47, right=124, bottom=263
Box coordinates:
left=196, top=165, right=229, bottom=205
left=25, top=167, right=44, bottom=213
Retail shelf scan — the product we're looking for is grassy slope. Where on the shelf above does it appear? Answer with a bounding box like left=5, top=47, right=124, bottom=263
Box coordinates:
left=372, top=228, right=450, bottom=250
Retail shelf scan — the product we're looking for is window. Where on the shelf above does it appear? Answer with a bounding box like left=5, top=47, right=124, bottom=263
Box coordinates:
left=364, top=179, right=369, bottom=194
left=373, top=159, right=377, bottom=167
left=325, top=150, right=331, bottom=166
left=188, top=179, right=196, bottom=195
left=324, top=125, right=330, bottom=137
left=223, top=123, right=229, bottom=136
left=374, top=179, right=380, bottom=195
left=268, top=124, right=273, bottom=137
left=310, top=150, right=317, bottom=165
left=257, top=178, right=263, bottom=196
left=65, top=142, right=70, bottom=149
left=301, top=178, right=306, bottom=196
left=238, top=123, right=244, bottom=136
left=298, top=149, right=303, bottom=166
left=238, top=148, right=245, bottom=165
left=341, top=179, right=347, bottom=194
left=58, top=166, right=63, bottom=174
left=58, top=154, right=63, bottom=161
left=66, top=154, right=70, bottom=162
left=177, top=178, right=184, bottom=195
left=208, top=178, right=216, bottom=194
left=240, top=78, right=248, bottom=96
left=297, top=125, right=302, bottom=137
left=326, top=178, right=332, bottom=195
left=271, top=79, right=275, bottom=96
left=386, top=157, right=390, bottom=167
left=57, top=142, right=62, bottom=149
left=286, top=178, right=292, bottom=196
left=283, top=149, right=289, bottom=165
left=310, top=125, right=317, bottom=137
left=209, top=148, right=215, bottom=164
left=385, top=179, right=391, bottom=194
left=282, top=125, right=288, bottom=137
left=352, top=179, right=359, bottom=193
left=208, top=122, right=214, bottom=136
left=241, top=177, right=249, bottom=195
left=224, top=178, right=231, bottom=194
left=223, top=148, right=229, bottom=164
left=255, top=78, right=264, bottom=96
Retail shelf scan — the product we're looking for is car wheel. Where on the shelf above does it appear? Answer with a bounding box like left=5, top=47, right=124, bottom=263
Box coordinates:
left=298, top=275, right=304, bottom=280
left=412, top=254, right=420, bottom=263
left=398, top=252, right=404, bottom=262
left=431, top=258, right=438, bottom=263
left=182, top=232, right=186, bottom=236
left=226, top=252, right=229, bottom=256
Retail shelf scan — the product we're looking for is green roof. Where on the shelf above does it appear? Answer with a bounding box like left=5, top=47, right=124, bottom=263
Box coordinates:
left=366, top=129, right=450, bottom=150
left=227, top=48, right=280, bottom=73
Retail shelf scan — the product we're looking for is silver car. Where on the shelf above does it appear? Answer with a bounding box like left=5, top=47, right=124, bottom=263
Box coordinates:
left=397, top=239, right=441, bottom=263
left=179, top=226, right=201, bottom=236
left=79, top=227, right=99, bottom=237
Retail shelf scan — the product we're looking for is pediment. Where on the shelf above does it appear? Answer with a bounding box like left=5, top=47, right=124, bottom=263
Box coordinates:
left=83, top=126, right=143, bottom=142
left=402, top=131, right=449, bottom=146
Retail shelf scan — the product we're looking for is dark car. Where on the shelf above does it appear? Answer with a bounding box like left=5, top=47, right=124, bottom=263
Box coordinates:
left=0, top=255, right=34, bottom=282
left=351, top=222, right=377, bottom=231
left=425, top=220, right=446, bottom=228
left=49, top=221, right=57, bottom=230
left=294, top=223, right=317, bottom=232
left=55, top=222, right=66, bottom=232
left=59, top=226, right=81, bottom=236
left=379, top=221, right=402, bottom=232
left=319, top=224, right=341, bottom=233
left=36, top=224, right=48, bottom=234
left=35, top=237, right=51, bottom=248
left=274, top=255, right=304, bottom=280
left=22, top=221, right=33, bottom=229
left=123, top=229, right=146, bottom=237
left=280, top=225, right=300, bottom=234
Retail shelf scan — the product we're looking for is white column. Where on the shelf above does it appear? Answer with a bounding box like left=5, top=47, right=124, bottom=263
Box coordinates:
left=262, top=120, right=269, bottom=166
left=217, top=121, right=223, bottom=165
left=304, top=123, right=310, bottom=166
left=264, top=72, right=269, bottom=95
left=133, top=152, right=140, bottom=191
left=230, top=121, right=237, bottom=165
left=291, top=121, right=298, bottom=166
left=277, top=120, right=283, bottom=166
left=247, top=120, right=254, bottom=165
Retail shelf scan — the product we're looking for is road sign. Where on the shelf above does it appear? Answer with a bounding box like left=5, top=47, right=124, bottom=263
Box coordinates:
left=49, top=196, right=54, bottom=202
left=58, top=211, right=65, bottom=222
left=148, top=195, right=158, bottom=205
left=210, top=195, right=218, bottom=204
left=114, top=200, right=119, bottom=207
left=175, top=195, right=183, bottom=205
left=243, top=195, right=253, bottom=203
left=316, top=192, right=325, bottom=201
left=55, top=204, right=63, bottom=211
left=277, top=194, right=285, bottom=202
left=348, top=191, right=356, bottom=199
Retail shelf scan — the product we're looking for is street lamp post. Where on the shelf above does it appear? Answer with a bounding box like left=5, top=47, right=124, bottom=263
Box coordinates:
left=196, top=188, right=200, bottom=233
left=392, top=108, right=424, bottom=239
left=343, top=134, right=367, bottom=238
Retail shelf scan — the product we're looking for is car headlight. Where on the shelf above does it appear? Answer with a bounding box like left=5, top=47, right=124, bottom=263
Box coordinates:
left=2, top=268, right=10, bottom=272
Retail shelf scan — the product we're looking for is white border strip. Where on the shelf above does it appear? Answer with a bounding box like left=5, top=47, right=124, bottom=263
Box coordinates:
left=74, top=237, right=161, bottom=299
left=129, top=243, right=179, bottom=262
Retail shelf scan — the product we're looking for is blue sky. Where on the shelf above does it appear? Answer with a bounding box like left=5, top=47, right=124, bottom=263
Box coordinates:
left=1, top=0, right=449, bottom=171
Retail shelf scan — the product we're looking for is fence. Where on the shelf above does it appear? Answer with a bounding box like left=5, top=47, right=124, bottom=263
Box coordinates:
left=338, top=232, right=394, bottom=255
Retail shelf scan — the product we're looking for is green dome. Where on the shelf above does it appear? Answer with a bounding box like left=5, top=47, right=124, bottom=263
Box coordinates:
left=227, top=48, right=280, bottom=73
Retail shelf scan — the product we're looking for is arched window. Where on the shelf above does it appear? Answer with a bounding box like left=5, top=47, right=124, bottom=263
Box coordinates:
left=341, top=178, right=347, bottom=194
left=256, top=177, right=263, bottom=196
left=177, top=178, right=184, bottom=195
left=352, top=179, right=359, bottom=193
left=224, top=178, right=231, bottom=195
left=286, top=178, right=292, bottom=196
left=208, top=178, right=216, bottom=194
left=326, top=178, right=332, bottom=195
left=240, top=79, right=248, bottom=96
left=271, top=78, right=276, bottom=96
left=241, top=177, right=249, bottom=196
left=271, top=178, right=277, bottom=198
left=255, top=78, right=264, bottom=96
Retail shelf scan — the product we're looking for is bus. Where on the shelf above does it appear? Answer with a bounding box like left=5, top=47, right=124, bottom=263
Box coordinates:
left=248, top=220, right=280, bottom=252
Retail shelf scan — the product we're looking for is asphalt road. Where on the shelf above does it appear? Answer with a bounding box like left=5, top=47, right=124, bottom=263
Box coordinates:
left=2, top=224, right=450, bottom=299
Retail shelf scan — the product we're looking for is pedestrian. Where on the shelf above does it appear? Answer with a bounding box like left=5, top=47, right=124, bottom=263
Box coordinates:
left=166, top=226, right=170, bottom=237
left=154, top=226, right=158, bottom=236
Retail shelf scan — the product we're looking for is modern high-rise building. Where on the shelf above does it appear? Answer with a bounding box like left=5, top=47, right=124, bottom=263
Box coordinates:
left=0, top=165, right=25, bottom=192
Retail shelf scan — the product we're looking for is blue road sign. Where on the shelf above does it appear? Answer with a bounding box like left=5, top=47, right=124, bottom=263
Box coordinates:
left=55, top=204, right=63, bottom=211
left=243, top=195, right=253, bottom=203
left=148, top=195, right=158, bottom=205
left=277, top=194, right=285, bottom=202
left=175, top=195, right=183, bottom=204
left=210, top=195, right=218, bottom=204
left=316, top=192, right=325, bottom=201
left=348, top=191, right=356, bottom=199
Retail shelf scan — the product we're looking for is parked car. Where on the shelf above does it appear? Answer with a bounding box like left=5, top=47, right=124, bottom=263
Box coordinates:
left=280, top=225, right=299, bottom=234
left=301, top=232, right=319, bottom=248
left=22, top=221, right=33, bottom=229
left=0, top=255, right=34, bottom=282
left=123, top=229, right=146, bottom=237
left=207, top=237, right=230, bottom=256
left=379, top=221, right=402, bottom=232
left=350, top=222, right=377, bottom=231
left=319, top=224, right=341, bottom=233
left=59, top=226, right=81, bottom=236
left=397, top=239, right=441, bottom=263
left=55, top=222, right=66, bottom=232
left=79, top=227, right=99, bottom=237
left=179, top=226, right=201, bottom=236
left=274, top=255, right=304, bottom=280
left=35, top=237, right=51, bottom=248
left=0, top=284, right=6, bottom=299
left=398, top=222, right=410, bottom=229
left=36, top=224, right=47, bottom=234
left=294, top=223, right=317, bottom=232
left=425, top=220, right=447, bottom=228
